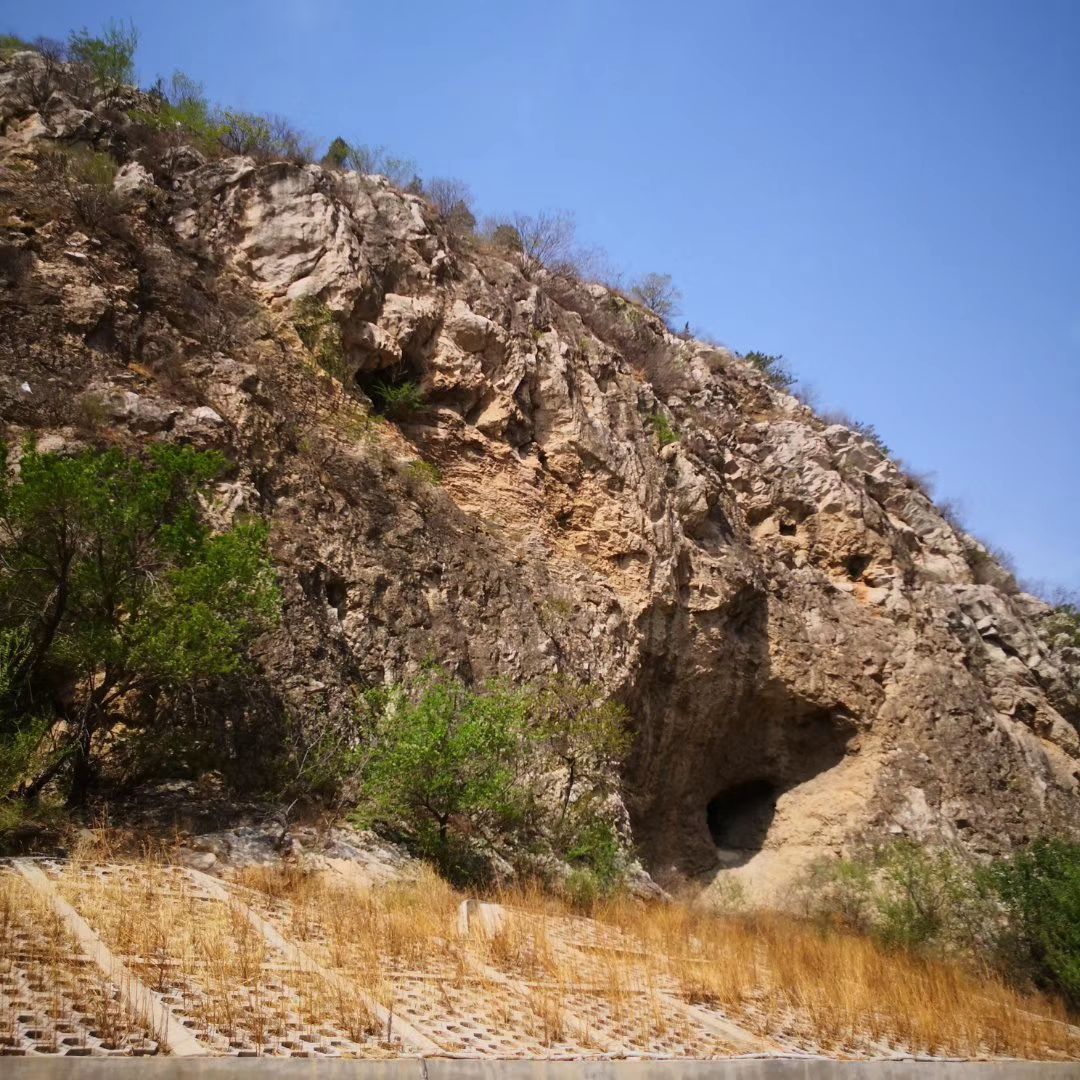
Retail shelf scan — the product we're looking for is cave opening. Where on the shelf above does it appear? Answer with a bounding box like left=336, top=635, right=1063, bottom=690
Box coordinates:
left=845, top=552, right=872, bottom=580
left=706, top=778, right=778, bottom=854
left=354, top=361, right=425, bottom=418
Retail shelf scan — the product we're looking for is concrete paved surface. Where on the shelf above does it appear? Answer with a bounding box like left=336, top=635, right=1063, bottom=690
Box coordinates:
left=2, top=1057, right=1078, bottom=1078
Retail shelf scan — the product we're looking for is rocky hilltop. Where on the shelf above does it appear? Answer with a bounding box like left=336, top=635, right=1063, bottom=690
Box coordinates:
left=1, top=47, right=1077, bottom=898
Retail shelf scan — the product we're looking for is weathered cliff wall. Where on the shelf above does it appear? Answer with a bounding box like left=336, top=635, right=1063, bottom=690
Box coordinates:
left=2, top=49, right=1077, bottom=897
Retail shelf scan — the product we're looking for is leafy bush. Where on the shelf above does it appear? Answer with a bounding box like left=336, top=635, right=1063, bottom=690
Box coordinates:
left=0, top=442, right=280, bottom=807
left=35, top=146, right=119, bottom=229
left=0, top=33, right=30, bottom=59
left=218, top=110, right=314, bottom=162
left=743, top=350, right=796, bottom=391
left=802, top=839, right=1080, bottom=1009
left=650, top=412, right=678, bottom=447
left=321, top=136, right=350, bottom=169
left=819, top=408, right=891, bottom=456
left=404, top=458, right=441, bottom=487
left=1043, top=599, right=1080, bottom=649
left=67, top=19, right=138, bottom=103
left=989, top=839, right=1080, bottom=1009
left=349, top=670, right=631, bottom=882
left=291, top=296, right=348, bottom=379
left=873, top=841, right=993, bottom=952
left=135, top=71, right=224, bottom=151
left=370, top=378, right=424, bottom=420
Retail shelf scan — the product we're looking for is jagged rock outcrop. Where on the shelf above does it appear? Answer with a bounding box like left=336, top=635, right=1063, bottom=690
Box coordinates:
left=1, top=49, right=1077, bottom=898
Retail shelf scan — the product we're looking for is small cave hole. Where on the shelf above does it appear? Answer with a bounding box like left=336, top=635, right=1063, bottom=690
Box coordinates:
left=845, top=552, right=872, bottom=580
left=707, top=778, right=778, bottom=856
left=324, top=575, right=347, bottom=618
left=778, top=520, right=797, bottom=536
left=355, top=363, right=425, bottom=419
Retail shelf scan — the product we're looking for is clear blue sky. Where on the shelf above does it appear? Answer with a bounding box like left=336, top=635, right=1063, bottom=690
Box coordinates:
left=8, top=1, right=1079, bottom=591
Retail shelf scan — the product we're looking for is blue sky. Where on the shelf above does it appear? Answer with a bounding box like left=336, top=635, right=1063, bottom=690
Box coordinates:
left=7, top=0, right=1079, bottom=591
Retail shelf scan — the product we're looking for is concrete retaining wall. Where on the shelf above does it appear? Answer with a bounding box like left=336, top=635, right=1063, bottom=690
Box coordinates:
left=1, top=1058, right=1077, bottom=1079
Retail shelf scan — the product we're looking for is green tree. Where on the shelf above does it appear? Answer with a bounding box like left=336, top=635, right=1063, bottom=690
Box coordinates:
left=0, top=442, right=280, bottom=806
left=322, top=136, right=351, bottom=169
left=350, top=669, right=632, bottom=881
left=989, top=839, right=1080, bottom=1008
left=67, top=19, right=138, bottom=102
left=527, top=676, right=631, bottom=838
left=352, top=671, right=530, bottom=864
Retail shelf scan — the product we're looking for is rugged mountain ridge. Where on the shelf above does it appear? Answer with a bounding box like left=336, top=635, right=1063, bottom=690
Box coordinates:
left=1, top=48, right=1077, bottom=898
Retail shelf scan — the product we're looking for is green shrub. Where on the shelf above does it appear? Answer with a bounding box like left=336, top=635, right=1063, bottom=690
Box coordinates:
left=872, top=841, right=991, bottom=952
left=650, top=412, right=678, bottom=447
left=350, top=672, right=531, bottom=875
left=1044, top=601, right=1080, bottom=649
left=320, top=139, right=417, bottom=186
left=218, top=111, right=313, bottom=162
left=743, top=350, right=796, bottom=391
left=370, top=378, right=424, bottom=420
left=801, top=839, right=1080, bottom=1007
left=0, top=442, right=280, bottom=807
left=322, top=136, right=350, bottom=170
left=0, top=33, right=30, bottom=58
left=989, top=839, right=1080, bottom=1009
left=799, top=854, right=876, bottom=932
left=67, top=19, right=138, bottom=102
left=36, top=146, right=119, bottom=228
left=134, top=71, right=224, bottom=151
left=405, top=459, right=440, bottom=486
left=291, top=296, right=347, bottom=380
left=349, top=669, right=631, bottom=883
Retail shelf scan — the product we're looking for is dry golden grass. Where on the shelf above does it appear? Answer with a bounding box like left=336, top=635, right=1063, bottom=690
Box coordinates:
left=234, top=864, right=1079, bottom=1058
left=0, top=869, right=155, bottom=1054
left=7, top=847, right=1077, bottom=1060
left=588, top=895, right=1080, bottom=1059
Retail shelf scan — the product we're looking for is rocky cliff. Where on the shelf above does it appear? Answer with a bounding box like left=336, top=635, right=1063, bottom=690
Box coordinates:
left=2, top=49, right=1077, bottom=898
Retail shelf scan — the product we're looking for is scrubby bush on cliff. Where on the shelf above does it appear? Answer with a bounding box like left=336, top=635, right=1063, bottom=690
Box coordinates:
left=0, top=443, right=281, bottom=810
left=743, top=350, right=796, bottom=391
left=219, top=110, right=314, bottom=163
left=35, top=145, right=120, bottom=230
left=423, top=177, right=476, bottom=233
left=650, top=412, right=678, bottom=447
left=348, top=668, right=631, bottom=885
left=67, top=19, right=138, bottom=104
left=511, top=209, right=577, bottom=278
left=632, top=272, right=682, bottom=324
left=1043, top=593, right=1080, bottom=649
left=290, top=296, right=348, bottom=380
left=135, top=71, right=224, bottom=151
left=0, top=34, right=30, bottom=59
left=369, top=377, right=425, bottom=420
left=319, top=138, right=418, bottom=186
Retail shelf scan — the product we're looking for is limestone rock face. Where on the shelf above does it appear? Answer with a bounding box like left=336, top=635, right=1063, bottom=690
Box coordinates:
left=2, top=57, right=1077, bottom=898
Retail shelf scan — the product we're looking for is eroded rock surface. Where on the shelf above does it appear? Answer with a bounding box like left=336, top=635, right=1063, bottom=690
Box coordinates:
left=2, top=54, right=1077, bottom=899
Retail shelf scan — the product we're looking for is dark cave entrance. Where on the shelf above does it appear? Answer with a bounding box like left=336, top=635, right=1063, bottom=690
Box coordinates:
left=354, top=361, right=425, bottom=418
left=706, top=778, right=778, bottom=854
